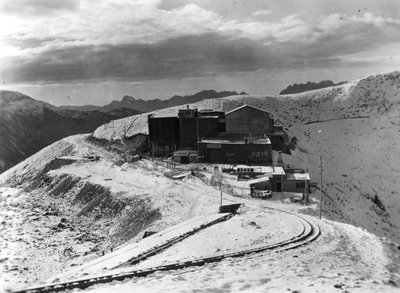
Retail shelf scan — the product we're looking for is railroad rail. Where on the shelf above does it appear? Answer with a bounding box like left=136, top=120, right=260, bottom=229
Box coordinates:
left=113, top=212, right=236, bottom=269
left=54, top=212, right=236, bottom=281
left=14, top=211, right=320, bottom=293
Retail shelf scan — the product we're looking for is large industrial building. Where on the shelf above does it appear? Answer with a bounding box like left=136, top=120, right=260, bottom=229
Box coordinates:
left=178, top=108, right=224, bottom=149
left=225, top=104, right=274, bottom=135
left=147, top=104, right=290, bottom=163
left=147, top=107, right=225, bottom=157
left=220, top=104, right=289, bottom=151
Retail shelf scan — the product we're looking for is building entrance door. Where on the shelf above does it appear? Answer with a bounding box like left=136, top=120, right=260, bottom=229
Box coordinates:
left=276, top=182, right=282, bottom=192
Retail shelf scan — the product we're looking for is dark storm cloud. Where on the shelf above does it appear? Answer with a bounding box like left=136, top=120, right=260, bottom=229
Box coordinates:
left=4, top=33, right=345, bottom=84
left=1, top=0, right=78, bottom=16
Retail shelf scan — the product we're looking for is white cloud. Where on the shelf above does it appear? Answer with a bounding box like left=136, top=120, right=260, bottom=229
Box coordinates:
left=252, top=10, right=273, bottom=17
left=2, top=1, right=400, bottom=82
left=2, top=1, right=400, bottom=58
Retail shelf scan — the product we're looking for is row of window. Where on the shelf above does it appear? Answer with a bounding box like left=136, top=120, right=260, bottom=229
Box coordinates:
left=251, top=151, right=269, bottom=158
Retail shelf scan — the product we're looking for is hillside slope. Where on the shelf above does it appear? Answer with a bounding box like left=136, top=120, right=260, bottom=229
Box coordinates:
left=93, top=71, right=400, bottom=244
left=0, top=91, right=141, bottom=173
left=0, top=134, right=398, bottom=292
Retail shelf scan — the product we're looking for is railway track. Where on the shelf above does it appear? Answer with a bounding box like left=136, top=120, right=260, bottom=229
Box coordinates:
left=53, top=212, right=236, bottom=281
left=14, top=211, right=320, bottom=293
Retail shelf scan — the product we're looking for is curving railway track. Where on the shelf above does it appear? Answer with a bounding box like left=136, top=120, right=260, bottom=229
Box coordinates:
left=13, top=210, right=320, bottom=293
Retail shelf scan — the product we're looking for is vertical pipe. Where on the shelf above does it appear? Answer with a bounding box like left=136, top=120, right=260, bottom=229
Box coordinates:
left=196, top=117, right=200, bottom=153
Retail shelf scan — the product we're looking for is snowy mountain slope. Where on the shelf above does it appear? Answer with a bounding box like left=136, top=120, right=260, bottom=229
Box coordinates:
left=0, top=134, right=233, bottom=290
left=1, top=71, right=399, bottom=292
left=0, top=132, right=398, bottom=292
left=92, top=71, right=400, bottom=245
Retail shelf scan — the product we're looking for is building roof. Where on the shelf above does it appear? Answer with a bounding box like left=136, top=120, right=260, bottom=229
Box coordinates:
left=198, top=116, right=220, bottom=119
left=149, top=112, right=179, bottom=118
left=236, top=165, right=274, bottom=173
left=173, top=150, right=198, bottom=157
left=200, top=137, right=271, bottom=145
left=272, top=166, right=285, bottom=175
left=286, top=172, right=311, bottom=181
left=248, top=176, right=270, bottom=185
left=214, top=164, right=285, bottom=176
left=225, top=104, right=270, bottom=116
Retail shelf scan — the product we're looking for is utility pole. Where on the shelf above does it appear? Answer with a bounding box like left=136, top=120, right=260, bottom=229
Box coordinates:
left=319, top=155, right=323, bottom=219
left=196, top=118, right=200, bottom=153
left=220, top=167, right=223, bottom=208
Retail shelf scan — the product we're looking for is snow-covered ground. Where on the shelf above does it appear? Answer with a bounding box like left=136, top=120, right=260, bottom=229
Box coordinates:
left=86, top=218, right=395, bottom=293
left=1, top=132, right=399, bottom=292
left=1, top=71, right=400, bottom=292
left=53, top=213, right=232, bottom=282
left=131, top=209, right=305, bottom=269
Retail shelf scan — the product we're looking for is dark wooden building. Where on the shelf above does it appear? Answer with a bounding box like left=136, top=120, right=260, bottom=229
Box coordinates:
left=148, top=107, right=225, bottom=156
left=178, top=108, right=223, bottom=149
left=198, top=109, right=226, bottom=132
left=198, top=137, right=272, bottom=165
left=225, top=104, right=273, bottom=135
left=224, top=105, right=290, bottom=152
left=148, top=115, right=180, bottom=156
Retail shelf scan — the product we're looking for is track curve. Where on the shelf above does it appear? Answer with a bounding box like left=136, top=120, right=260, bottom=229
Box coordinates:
left=13, top=210, right=320, bottom=293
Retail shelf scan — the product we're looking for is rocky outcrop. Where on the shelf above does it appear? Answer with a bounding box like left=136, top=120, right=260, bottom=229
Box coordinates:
left=280, top=80, right=347, bottom=95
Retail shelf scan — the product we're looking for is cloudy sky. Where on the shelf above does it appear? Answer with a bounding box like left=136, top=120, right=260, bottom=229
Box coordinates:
left=1, top=0, right=400, bottom=105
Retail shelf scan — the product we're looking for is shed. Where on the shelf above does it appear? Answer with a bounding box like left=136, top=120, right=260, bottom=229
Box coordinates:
left=269, top=169, right=310, bottom=195
left=172, top=150, right=198, bottom=164
left=284, top=172, right=311, bottom=193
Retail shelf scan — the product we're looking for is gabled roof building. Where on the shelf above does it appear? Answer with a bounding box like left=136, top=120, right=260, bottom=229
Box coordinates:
left=225, top=104, right=274, bottom=135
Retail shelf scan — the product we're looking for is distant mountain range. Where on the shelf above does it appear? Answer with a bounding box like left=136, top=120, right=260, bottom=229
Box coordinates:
left=0, top=89, right=243, bottom=173
left=0, top=91, right=141, bottom=173
left=279, top=80, right=347, bottom=95
left=60, top=90, right=246, bottom=113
